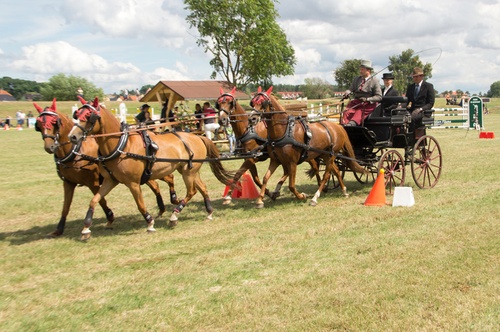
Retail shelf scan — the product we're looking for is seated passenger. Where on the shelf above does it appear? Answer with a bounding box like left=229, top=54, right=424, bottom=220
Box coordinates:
left=380, top=72, right=400, bottom=114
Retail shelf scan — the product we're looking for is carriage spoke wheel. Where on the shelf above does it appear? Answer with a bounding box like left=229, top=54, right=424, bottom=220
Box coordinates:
left=411, top=135, right=442, bottom=189
left=378, top=149, right=405, bottom=195
left=353, top=164, right=377, bottom=184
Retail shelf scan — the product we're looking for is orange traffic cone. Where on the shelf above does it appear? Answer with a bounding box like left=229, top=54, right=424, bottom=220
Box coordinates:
left=364, top=169, right=387, bottom=206
left=222, top=171, right=259, bottom=199
left=223, top=180, right=242, bottom=198
left=239, top=171, right=260, bottom=199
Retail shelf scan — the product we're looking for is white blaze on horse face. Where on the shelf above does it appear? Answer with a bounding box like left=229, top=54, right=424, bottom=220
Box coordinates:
left=68, top=124, right=84, bottom=144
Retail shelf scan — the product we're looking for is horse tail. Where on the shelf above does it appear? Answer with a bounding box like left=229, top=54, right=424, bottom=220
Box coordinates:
left=339, top=128, right=367, bottom=174
left=200, top=136, right=236, bottom=185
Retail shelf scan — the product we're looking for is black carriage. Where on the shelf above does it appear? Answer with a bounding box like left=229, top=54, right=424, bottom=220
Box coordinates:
left=331, top=96, right=443, bottom=194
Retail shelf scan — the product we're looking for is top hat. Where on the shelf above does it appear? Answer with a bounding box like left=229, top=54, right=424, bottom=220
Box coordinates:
left=412, top=67, right=424, bottom=77
left=382, top=72, right=395, bottom=80
left=140, top=104, right=150, bottom=110
left=360, top=60, right=373, bottom=70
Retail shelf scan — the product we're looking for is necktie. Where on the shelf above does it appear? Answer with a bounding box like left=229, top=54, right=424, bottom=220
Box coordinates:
left=359, top=78, right=366, bottom=91
left=415, top=84, right=420, bottom=96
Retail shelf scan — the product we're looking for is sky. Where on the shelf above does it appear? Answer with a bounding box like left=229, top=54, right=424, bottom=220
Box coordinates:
left=1, top=0, right=500, bottom=95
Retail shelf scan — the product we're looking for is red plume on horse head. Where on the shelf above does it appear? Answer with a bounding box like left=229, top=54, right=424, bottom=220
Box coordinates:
left=33, top=98, right=57, bottom=114
left=77, top=95, right=100, bottom=108
left=220, top=86, right=237, bottom=95
left=256, top=86, right=273, bottom=96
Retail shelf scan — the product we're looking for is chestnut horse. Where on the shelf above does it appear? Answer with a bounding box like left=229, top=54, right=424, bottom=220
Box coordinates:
left=34, top=99, right=178, bottom=238
left=250, top=87, right=366, bottom=207
left=68, top=97, right=234, bottom=240
left=216, top=87, right=323, bottom=205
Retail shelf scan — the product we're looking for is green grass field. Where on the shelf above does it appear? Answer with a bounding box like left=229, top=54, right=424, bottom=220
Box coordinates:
left=0, top=101, right=498, bottom=331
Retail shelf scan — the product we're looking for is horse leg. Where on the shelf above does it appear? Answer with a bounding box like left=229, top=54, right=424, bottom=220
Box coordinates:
left=125, top=181, right=157, bottom=233
left=256, top=160, right=280, bottom=209
left=48, top=181, right=76, bottom=238
left=168, top=170, right=199, bottom=227
left=194, top=173, right=214, bottom=221
left=91, top=186, right=115, bottom=230
left=81, top=178, right=119, bottom=241
left=161, top=174, right=179, bottom=205
left=332, top=161, right=348, bottom=197
left=247, top=162, right=272, bottom=198
left=310, top=159, right=333, bottom=206
left=270, top=171, right=288, bottom=201
left=145, top=180, right=166, bottom=218
left=287, top=163, right=307, bottom=201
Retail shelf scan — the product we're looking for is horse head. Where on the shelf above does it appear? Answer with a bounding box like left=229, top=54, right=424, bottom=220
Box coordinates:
left=34, top=98, right=63, bottom=153
left=215, top=87, right=237, bottom=127
left=68, top=96, right=102, bottom=144
left=250, top=86, right=274, bottom=120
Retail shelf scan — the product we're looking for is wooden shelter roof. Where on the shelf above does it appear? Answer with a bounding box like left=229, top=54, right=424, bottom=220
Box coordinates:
left=140, top=80, right=249, bottom=110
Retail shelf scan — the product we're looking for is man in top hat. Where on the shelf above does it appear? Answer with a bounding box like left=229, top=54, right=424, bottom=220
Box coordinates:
left=405, top=67, right=435, bottom=138
left=342, top=59, right=382, bottom=126
left=135, top=103, right=151, bottom=124
left=381, top=72, right=400, bottom=113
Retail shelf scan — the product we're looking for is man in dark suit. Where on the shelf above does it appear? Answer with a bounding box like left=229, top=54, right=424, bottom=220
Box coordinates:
left=405, top=67, right=435, bottom=138
left=381, top=72, right=399, bottom=113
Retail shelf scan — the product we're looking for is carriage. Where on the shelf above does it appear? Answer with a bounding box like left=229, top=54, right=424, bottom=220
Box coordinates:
left=328, top=95, right=443, bottom=194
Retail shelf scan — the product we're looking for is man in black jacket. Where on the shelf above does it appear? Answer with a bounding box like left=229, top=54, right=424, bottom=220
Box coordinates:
left=405, top=67, right=435, bottom=138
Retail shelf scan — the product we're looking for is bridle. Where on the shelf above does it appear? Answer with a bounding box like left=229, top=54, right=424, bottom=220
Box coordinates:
left=36, top=110, right=63, bottom=151
left=72, top=103, right=102, bottom=142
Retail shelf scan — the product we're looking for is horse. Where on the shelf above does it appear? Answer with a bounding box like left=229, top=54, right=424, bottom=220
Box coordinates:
left=216, top=87, right=324, bottom=205
left=250, top=86, right=366, bottom=207
left=68, top=97, right=235, bottom=240
left=33, top=99, right=178, bottom=238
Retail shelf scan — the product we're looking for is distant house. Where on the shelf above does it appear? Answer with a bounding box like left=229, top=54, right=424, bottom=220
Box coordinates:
left=277, top=91, right=303, bottom=100
left=0, top=89, right=16, bottom=101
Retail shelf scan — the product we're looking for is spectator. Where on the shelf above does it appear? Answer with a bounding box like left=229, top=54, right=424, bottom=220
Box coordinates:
left=405, top=67, right=435, bottom=138
left=202, top=101, right=220, bottom=140
left=160, top=99, right=169, bottom=124
left=26, top=110, right=34, bottom=128
left=76, top=87, right=84, bottom=99
left=194, top=103, right=203, bottom=131
left=225, top=125, right=236, bottom=155
left=135, top=104, right=151, bottom=124
left=342, top=60, right=382, bottom=126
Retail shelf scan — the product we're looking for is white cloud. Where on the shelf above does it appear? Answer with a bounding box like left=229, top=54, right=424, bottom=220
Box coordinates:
left=1, top=0, right=500, bottom=94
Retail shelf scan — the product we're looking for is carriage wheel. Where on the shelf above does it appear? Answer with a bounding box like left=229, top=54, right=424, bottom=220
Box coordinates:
left=411, top=135, right=442, bottom=189
left=353, top=164, right=377, bottom=184
left=378, top=149, right=405, bottom=195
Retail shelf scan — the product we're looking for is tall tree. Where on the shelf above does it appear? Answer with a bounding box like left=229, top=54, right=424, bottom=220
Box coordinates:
left=302, top=77, right=334, bottom=99
left=487, top=81, right=500, bottom=97
left=184, top=0, right=296, bottom=89
left=388, top=49, right=433, bottom=95
left=333, top=59, right=363, bottom=91
left=40, top=74, right=104, bottom=101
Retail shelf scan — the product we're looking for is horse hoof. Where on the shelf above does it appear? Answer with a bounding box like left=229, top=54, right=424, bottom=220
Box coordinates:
left=147, top=227, right=156, bottom=233
left=80, top=232, right=91, bottom=241
left=222, top=198, right=232, bottom=205
left=104, top=221, right=114, bottom=230
left=205, top=214, right=213, bottom=222
left=309, top=200, right=317, bottom=207
left=270, top=192, right=280, bottom=201
left=255, top=202, right=264, bottom=209
left=168, top=220, right=178, bottom=228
